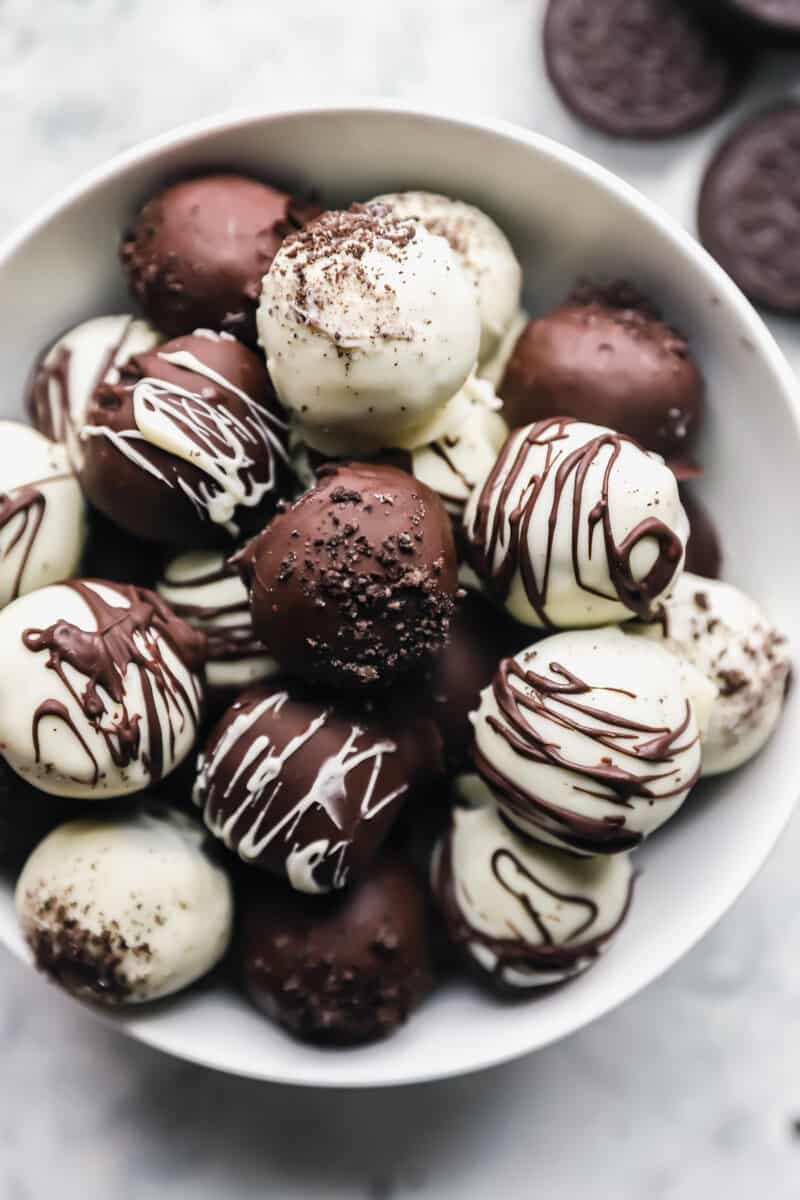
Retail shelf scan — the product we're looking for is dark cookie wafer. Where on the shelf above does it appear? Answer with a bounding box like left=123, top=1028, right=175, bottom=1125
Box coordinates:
left=699, top=104, right=800, bottom=314
left=543, top=0, right=751, bottom=139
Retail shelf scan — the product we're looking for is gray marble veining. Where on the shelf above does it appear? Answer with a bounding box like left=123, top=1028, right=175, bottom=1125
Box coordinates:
left=2, top=1, right=800, bottom=1196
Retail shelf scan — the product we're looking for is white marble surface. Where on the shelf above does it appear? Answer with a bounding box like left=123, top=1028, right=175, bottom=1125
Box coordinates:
left=2, top=1, right=800, bottom=1196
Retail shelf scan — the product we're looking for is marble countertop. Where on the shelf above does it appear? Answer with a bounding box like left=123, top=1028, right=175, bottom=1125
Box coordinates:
left=2, top=2, right=800, bottom=1196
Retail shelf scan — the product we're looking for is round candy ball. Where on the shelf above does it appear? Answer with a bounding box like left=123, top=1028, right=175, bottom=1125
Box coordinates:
left=26, top=314, right=160, bottom=446
left=432, top=780, right=635, bottom=989
left=372, top=190, right=523, bottom=366
left=499, top=285, right=704, bottom=468
left=0, top=421, right=87, bottom=608
left=78, top=330, right=289, bottom=546
left=632, top=573, right=790, bottom=776
left=120, top=173, right=316, bottom=346
left=463, top=417, right=689, bottom=629
left=157, top=549, right=278, bottom=712
left=237, top=461, right=458, bottom=689
left=236, top=853, right=434, bottom=1045
left=15, top=805, right=232, bottom=1005
left=257, top=203, right=481, bottom=456
left=0, top=579, right=206, bottom=799
left=194, top=679, right=440, bottom=893
left=472, top=627, right=714, bottom=854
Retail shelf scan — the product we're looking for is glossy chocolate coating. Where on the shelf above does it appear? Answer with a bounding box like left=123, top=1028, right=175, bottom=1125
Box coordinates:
left=120, top=174, right=318, bottom=346
left=499, top=285, right=703, bottom=466
left=79, top=332, right=289, bottom=546
left=236, top=853, right=435, bottom=1045
left=195, top=680, right=441, bottom=892
left=236, top=461, right=458, bottom=689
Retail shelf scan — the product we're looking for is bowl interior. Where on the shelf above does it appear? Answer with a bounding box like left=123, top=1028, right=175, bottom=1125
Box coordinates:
left=0, top=106, right=798, bottom=1087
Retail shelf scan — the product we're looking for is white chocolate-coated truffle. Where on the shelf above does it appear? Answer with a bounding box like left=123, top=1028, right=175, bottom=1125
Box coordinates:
left=157, top=549, right=278, bottom=698
left=372, top=191, right=523, bottom=365
left=463, top=417, right=689, bottom=628
left=0, top=422, right=86, bottom=608
left=27, top=314, right=160, bottom=451
left=473, top=627, right=714, bottom=854
left=632, top=573, right=790, bottom=775
left=0, top=579, right=205, bottom=799
left=15, top=805, right=232, bottom=1005
left=432, top=780, right=634, bottom=988
left=258, top=204, right=481, bottom=454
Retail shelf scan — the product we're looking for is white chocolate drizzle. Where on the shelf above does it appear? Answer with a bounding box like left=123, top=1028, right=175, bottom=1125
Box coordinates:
left=195, top=690, right=407, bottom=893
left=81, top=349, right=288, bottom=536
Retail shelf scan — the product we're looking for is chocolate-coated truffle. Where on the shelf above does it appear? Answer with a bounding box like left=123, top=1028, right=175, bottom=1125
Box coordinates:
left=499, top=286, right=704, bottom=467
left=0, top=421, right=87, bottom=608
left=432, top=779, right=635, bottom=990
left=194, top=680, right=440, bottom=893
left=419, top=589, right=530, bottom=772
left=463, top=417, right=689, bottom=630
left=680, top=486, right=722, bottom=579
left=16, top=805, right=232, bottom=1005
left=79, top=330, right=289, bottom=546
left=237, top=461, right=458, bottom=689
left=258, top=204, right=481, bottom=456
left=120, top=174, right=316, bottom=346
left=0, top=579, right=206, bottom=799
left=632, top=573, right=790, bottom=776
left=236, top=853, right=435, bottom=1045
left=472, top=627, right=714, bottom=854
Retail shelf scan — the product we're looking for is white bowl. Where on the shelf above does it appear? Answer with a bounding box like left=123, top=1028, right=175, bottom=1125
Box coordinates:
left=1, top=102, right=798, bottom=1088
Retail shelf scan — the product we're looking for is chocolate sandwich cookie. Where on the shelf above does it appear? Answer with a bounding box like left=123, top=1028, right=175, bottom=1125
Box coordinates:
left=543, top=0, right=750, bottom=139
left=699, top=104, right=800, bottom=314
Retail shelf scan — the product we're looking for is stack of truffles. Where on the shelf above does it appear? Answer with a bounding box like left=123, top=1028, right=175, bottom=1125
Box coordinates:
left=1, top=172, right=790, bottom=1045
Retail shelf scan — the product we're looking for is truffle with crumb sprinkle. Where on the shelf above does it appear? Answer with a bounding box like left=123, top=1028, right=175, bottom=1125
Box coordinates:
left=235, top=461, right=459, bottom=688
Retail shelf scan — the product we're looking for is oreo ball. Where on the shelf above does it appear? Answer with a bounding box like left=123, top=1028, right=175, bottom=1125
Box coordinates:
left=236, top=461, right=458, bottom=689
left=194, top=680, right=441, bottom=893
left=120, top=174, right=318, bottom=346
left=236, top=854, right=435, bottom=1045
left=79, top=331, right=289, bottom=546
left=499, top=284, right=703, bottom=469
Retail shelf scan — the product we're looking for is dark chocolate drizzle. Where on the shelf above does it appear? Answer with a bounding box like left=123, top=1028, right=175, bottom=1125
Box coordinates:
left=432, top=829, right=635, bottom=988
left=0, top=485, right=45, bottom=599
left=27, top=318, right=135, bottom=442
left=22, top=580, right=206, bottom=786
left=467, top=417, right=684, bottom=626
left=473, top=655, right=699, bottom=854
